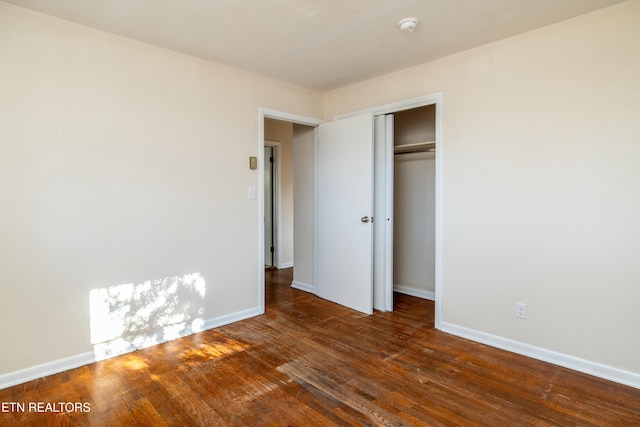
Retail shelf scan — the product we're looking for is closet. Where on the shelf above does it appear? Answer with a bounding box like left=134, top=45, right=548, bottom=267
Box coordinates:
left=392, top=105, right=436, bottom=301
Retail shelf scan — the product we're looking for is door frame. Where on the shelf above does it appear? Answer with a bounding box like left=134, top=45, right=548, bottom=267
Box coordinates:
left=257, top=108, right=323, bottom=314
left=334, top=93, right=443, bottom=329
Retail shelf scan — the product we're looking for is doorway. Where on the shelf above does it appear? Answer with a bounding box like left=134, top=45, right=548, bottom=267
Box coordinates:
left=334, top=94, right=442, bottom=325
left=258, top=111, right=323, bottom=314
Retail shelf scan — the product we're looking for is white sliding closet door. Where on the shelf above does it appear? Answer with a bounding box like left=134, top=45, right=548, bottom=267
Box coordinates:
left=373, top=114, right=394, bottom=311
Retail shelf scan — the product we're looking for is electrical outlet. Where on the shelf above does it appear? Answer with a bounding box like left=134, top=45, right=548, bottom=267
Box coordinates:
left=516, top=302, right=527, bottom=319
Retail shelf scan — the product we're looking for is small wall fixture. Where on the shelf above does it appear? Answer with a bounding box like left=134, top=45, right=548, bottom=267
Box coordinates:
left=398, top=17, right=418, bottom=32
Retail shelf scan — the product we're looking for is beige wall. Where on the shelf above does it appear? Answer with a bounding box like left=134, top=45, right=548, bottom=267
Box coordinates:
left=326, top=1, right=640, bottom=375
left=264, top=119, right=294, bottom=268
left=0, top=2, right=322, bottom=375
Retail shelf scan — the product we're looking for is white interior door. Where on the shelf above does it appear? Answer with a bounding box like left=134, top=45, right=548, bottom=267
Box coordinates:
left=317, top=113, right=374, bottom=314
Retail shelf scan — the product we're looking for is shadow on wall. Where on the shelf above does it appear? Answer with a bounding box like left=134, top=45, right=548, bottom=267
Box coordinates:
left=89, top=273, right=206, bottom=360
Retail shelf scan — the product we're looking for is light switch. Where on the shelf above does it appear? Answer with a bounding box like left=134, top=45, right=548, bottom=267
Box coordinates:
left=248, top=186, right=256, bottom=200
left=249, top=156, right=257, bottom=170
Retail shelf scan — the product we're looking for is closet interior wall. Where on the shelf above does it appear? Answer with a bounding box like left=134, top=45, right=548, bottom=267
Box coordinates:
left=393, top=105, right=436, bottom=300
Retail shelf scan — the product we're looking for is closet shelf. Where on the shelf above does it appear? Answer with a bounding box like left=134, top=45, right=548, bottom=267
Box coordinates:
left=394, top=141, right=435, bottom=155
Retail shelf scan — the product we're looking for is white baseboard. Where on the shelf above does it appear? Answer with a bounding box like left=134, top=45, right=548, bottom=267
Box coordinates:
left=291, top=281, right=315, bottom=294
left=203, top=306, right=261, bottom=330
left=394, top=284, right=435, bottom=301
left=440, top=321, right=640, bottom=390
left=278, top=262, right=293, bottom=269
left=0, top=351, right=96, bottom=391
left=0, top=306, right=262, bottom=390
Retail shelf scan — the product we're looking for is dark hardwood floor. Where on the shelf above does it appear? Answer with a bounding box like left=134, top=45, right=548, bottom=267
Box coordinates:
left=1, top=268, right=639, bottom=426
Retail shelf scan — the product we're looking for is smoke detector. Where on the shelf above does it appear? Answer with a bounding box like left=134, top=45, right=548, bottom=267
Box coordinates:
left=398, top=17, right=419, bottom=33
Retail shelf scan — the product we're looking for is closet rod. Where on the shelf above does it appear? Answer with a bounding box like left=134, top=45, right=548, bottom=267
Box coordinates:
left=394, top=141, right=435, bottom=155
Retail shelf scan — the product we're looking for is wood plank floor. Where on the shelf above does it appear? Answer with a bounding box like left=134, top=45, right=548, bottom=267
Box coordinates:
left=1, top=268, right=639, bottom=426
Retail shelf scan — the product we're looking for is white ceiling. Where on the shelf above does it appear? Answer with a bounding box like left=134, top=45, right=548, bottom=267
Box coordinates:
left=4, top=0, right=625, bottom=91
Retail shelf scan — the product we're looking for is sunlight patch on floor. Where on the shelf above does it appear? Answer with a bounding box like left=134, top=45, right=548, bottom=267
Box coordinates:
left=179, top=340, right=251, bottom=366
left=122, top=354, right=149, bottom=371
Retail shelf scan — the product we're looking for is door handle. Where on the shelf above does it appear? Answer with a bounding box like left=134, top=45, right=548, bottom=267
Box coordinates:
left=361, top=216, right=370, bottom=223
